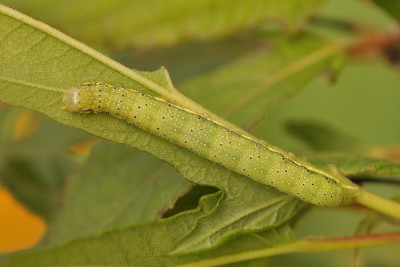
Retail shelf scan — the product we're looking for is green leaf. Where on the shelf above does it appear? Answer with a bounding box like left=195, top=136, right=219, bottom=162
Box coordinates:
left=370, top=0, right=400, bottom=22
left=0, top=4, right=306, bottom=254
left=169, top=178, right=305, bottom=255
left=44, top=141, right=192, bottom=245
left=1, top=0, right=326, bottom=49
left=3, top=207, right=399, bottom=267
left=0, top=199, right=296, bottom=267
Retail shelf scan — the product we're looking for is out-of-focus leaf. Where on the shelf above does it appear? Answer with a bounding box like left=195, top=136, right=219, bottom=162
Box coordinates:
left=370, top=0, right=400, bottom=22
left=285, top=119, right=364, bottom=152
left=181, top=34, right=346, bottom=131
left=11, top=110, right=40, bottom=142
left=290, top=120, right=400, bottom=182
left=309, top=155, right=400, bottom=177
left=111, top=38, right=262, bottom=85
left=0, top=108, right=85, bottom=221
left=44, top=141, right=191, bottom=245
left=1, top=0, right=326, bottom=49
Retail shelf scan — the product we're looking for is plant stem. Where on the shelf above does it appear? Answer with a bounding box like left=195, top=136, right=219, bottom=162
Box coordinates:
left=354, top=188, right=400, bottom=221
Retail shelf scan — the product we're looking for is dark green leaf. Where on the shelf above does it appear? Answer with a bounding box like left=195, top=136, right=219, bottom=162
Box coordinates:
left=0, top=108, right=85, bottom=220
left=310, top=155, right=400, bottom=177
left=370, top=0, right=400, bottom=22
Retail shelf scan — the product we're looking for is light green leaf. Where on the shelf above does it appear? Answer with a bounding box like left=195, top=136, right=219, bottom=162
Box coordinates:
left=1, top=0, right=326, bottom=49
left=0, top=4, right=305, bottom=254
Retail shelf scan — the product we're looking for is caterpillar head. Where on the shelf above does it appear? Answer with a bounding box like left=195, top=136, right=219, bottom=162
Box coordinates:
left=62, top=87, right=81, bottom=112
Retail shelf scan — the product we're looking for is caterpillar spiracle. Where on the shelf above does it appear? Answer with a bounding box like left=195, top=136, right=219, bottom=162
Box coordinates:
left=62, top=82, right=359, bottom=207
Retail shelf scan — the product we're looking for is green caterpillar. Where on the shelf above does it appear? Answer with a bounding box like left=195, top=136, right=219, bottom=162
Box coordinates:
left=63, top=82, right=358, bottom=207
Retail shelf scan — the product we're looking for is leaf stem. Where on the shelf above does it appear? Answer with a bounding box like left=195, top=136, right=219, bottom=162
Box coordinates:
left=354, top=188, right=400, bottom=221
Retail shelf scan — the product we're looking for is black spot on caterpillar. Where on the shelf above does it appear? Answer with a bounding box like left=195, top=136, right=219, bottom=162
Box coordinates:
left=63, top=82, right=358, bottom=207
